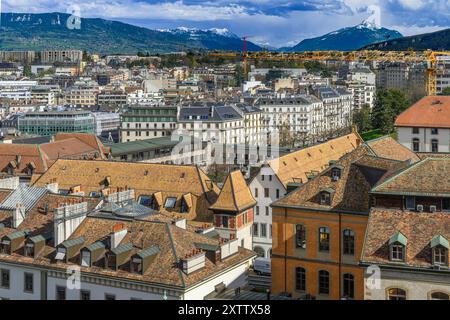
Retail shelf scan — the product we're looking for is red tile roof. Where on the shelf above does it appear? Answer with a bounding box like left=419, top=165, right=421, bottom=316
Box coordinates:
left=395, top=96, right=450, bottom=128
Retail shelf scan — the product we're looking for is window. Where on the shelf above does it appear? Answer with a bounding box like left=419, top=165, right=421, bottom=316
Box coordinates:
left=264, top=188, right=269, bottom=198
left=430, top=292, right=449, bottom=300
left=412, top=138, right=420, bottom=152
left=80, top=290, right=90, bottom=300
left=343, top=274, right=355, bottom=299
left=138, top=195, right=152, bottom=207
left=256, top=206, right=260, bottom=215
left=391, top=244, right=405, bottom=261
left=270, top=224, right=272, bottom=238
left=105, top=293, right=116, bottom=300
left=412, top=127, right=419, bottom=134
left=254, top=246, right=265, bottom=257
left=24, top=273, right=33, bottom=293
left=296, top=225, right=306, bottom=249
left=295, top=267, right=306, bottom=291
left=318, top=270, right=330, bottom=295
left=261, top=175, right=265, bottom=181
left=253, top=223, right=259, bottom=237
left=1, top=269, right=9, bottom=289
left=431, top=128, right=439, bottom=135
left=343, top=229, right=355, bottom=255
left=332, top=168, right=341, bottom=180
left=276, top=189, right=280, bottom=199
left=164, top=197, right=177, bottom=209
left=432, top=139, right=439, bottom=153
left=443, top=198, right=450, bottom=211
left=222, top=216, right=229, bottom=228
left=387, top=288, right=406, bottom=300
left=433, top=246, right=448, bottom=266
left=265, top=206, right=269, bottom=216
left=320, top=192, right=331, bottom=205
left=254, top=188, right=258, bottom=197
left=261, top=224, right=267, bottom=238
left=319, top=227, right=330, bottom=252
left=56, top=286, right=66, bottom=300
left=405, top=196, right=415, bottom=210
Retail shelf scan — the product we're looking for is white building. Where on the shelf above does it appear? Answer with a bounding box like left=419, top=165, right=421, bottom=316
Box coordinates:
left=396, top=96, right=450, bottom=153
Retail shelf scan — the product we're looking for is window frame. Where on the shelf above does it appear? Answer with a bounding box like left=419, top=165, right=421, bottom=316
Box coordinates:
left=387, top=288, right=407, bottom=300
left=295, top=224, right=307, bottom=249
left=390, top=243, right=405, bottom=262
left=318, top=270, right=330, bottom=295
left=295, top=267, right=306, bottom=292
left=318, top=227, right=330, bottom=252
left=56, top=286, right=66, bottom=300
left=342, top=229, right=355, bottom=256
left=0, top=269, right=10, bottom=289
left=23, top=272, right=34, bottom=293
left=343, top=273, right=355, bottom=299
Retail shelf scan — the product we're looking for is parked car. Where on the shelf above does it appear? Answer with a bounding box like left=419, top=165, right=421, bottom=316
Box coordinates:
left=253, top=257, right=271, bottom=275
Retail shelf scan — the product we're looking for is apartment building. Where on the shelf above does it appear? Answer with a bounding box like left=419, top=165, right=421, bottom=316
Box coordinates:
left=362, top=158, right=450, bottom=300
left=235, top=104, right=265, bottom=145
left=375, top=62, right=427, bottom=94
left=30, top=86, right=57, bottom=106
left=64, top=81, right=100, bottom=107
left=249, top=133, right=362, bottom=259
left=345, top=82, right=375, bottom=110
left=0, top=183, right=255, bottom=300
left=256, top=95, right=324, bottom=143
left=270, top=137, right=419, bottom=300
left=313, top=87, right=353, bottom=137
left=97, top=91, right=128, bottom=107
left=177, top=105, right=245, bottom=145
left=433, top=55, right=450, bottom=94
left=0, top=51, right=35, bottom=64
left=40, top=50, right=83, bottom=63
left=396, top=96, right=450, bottom=153
left=120, top=105, right=178, bottom=142
left=126, top=91, right=165, bottom=106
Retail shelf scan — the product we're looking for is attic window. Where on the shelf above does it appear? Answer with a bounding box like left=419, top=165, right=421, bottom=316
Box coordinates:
left=144, top=170, right=149, bottom=176
left=389, top=232, right=407, bottom=262
left=431, top=235, right=449, bottom=266
left=165, top=197, right=177, bottom=209
left=320, top=189, right=334, bottom=206
left=331, top=167, right=342, bottom=181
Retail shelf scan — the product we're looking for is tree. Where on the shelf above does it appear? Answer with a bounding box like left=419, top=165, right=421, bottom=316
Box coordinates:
left=441, top=87, right=450, bottom=96
left=353, top=104, right=372, bottom=133
left=371, top=89, right=410, bottom=135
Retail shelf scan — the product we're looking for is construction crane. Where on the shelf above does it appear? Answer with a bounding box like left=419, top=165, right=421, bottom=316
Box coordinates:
left=241, top=36, right=253, bottom=75
left=208, top=49, right=450, bottom=95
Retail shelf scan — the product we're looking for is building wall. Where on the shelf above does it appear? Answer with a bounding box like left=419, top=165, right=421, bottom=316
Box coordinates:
left=0, top=262, right=43, bottom=300
left=397, top=126, right=450, bottom=153
left=249, top=168, right=285, bottom=258
left=271, top=207, right=368, bottom=300
left=364, top=269, right=450, bottom=300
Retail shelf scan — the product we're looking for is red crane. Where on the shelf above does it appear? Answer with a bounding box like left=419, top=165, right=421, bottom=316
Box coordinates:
left=241, top=35, right=253, bottom=75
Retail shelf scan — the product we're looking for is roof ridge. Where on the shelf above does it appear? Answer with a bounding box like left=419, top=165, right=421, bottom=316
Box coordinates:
left=164, top=223, right=186, bottom=287
left=229, top=172, right=239, bottom=212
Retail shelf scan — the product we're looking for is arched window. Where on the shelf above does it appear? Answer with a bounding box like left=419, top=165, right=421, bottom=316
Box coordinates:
left=387, top=288, right=407, bottom=300
left=430, top=292, right=449, bottom=300
left=343, top=273, right=354, bottom=299
left=295, top=267, right=306, bottom=291
left=343, top=229, right=355, bottom=255
left=319, top=227, right=330, bottom=252
left=412, top=138, right=420, bottom=152
left=254, top=246, right=265, bottom=258
left=296, top=224, right=306, bottom=249
left=318, top=270, right=329, bottom=295
left=431, top=139, right=439, bottom=153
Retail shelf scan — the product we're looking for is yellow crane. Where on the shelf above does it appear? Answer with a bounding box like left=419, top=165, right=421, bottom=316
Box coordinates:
left=208, top=50, right=450, bottom=95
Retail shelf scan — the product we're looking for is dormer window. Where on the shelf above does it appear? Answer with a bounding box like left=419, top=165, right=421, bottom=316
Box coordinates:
left=389, top=232, right=407, bottom=262
left=331, top=167, right=342, bottom=181
left=431, top=235, right=449, bottom=266
left=320, top=188, right=334, bottom=206
left=164, top=197, right=177, bottom=209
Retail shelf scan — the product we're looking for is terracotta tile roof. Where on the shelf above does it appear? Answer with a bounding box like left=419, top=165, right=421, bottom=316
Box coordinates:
left=272, top=146, right=409, bottom=213
left=371, top=158, right=450, bottom=197
left=32, top=160, right=220, bottom=222
left=210, top=171, right=256, bottom=212
left=361, top=208, right=450, bottom=268
left=366, top=136, right=420, bottom=163
left=39, top=138, right=103, bottom=164
left=0, top=144, right=47, bottom=175
left=0, top=213, right=255, bottom=288
left=395, top=96, right=450, bottom=128
left=268, top=133, right=362, bottom=188
left=54, top=133, right=105, bottom=152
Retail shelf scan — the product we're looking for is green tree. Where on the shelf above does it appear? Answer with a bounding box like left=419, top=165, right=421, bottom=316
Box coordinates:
left=371, top=89, right=410, bottom=135
left=441, top=87, right=450, bottom=96
left=353, top=104, right=372, bottom=133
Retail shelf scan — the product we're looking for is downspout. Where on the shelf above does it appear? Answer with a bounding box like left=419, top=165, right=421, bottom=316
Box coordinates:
left=338, top=212, right=342, bottom=299
left=284, top=207, right=287, bottom=293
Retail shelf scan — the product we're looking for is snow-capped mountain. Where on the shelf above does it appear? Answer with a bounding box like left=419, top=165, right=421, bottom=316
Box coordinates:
left=286, top=20, right=402, bottom=52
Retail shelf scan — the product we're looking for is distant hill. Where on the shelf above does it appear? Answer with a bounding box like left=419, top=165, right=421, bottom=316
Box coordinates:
left=0, top=12, right=262, bottom=54
left=362, top=28, right=450, bottom=51
left=286, top=20, right=402, bottom=52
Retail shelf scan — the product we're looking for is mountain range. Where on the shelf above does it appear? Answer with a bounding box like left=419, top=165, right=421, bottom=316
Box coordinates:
left=285, top=20, right=403, bottom=52
left=0, top=12, right=263, bottom=54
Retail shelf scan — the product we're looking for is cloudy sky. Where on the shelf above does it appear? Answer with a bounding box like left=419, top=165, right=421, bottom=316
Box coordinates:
left=2, top=0, right=450, bottom=47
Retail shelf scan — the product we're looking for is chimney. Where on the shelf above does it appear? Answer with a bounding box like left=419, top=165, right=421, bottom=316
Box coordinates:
left=13, top=203, right=25, bottom=228
left=110, top=224, right=127, bottom=249
left=16, top=155, right=22, bottom=166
